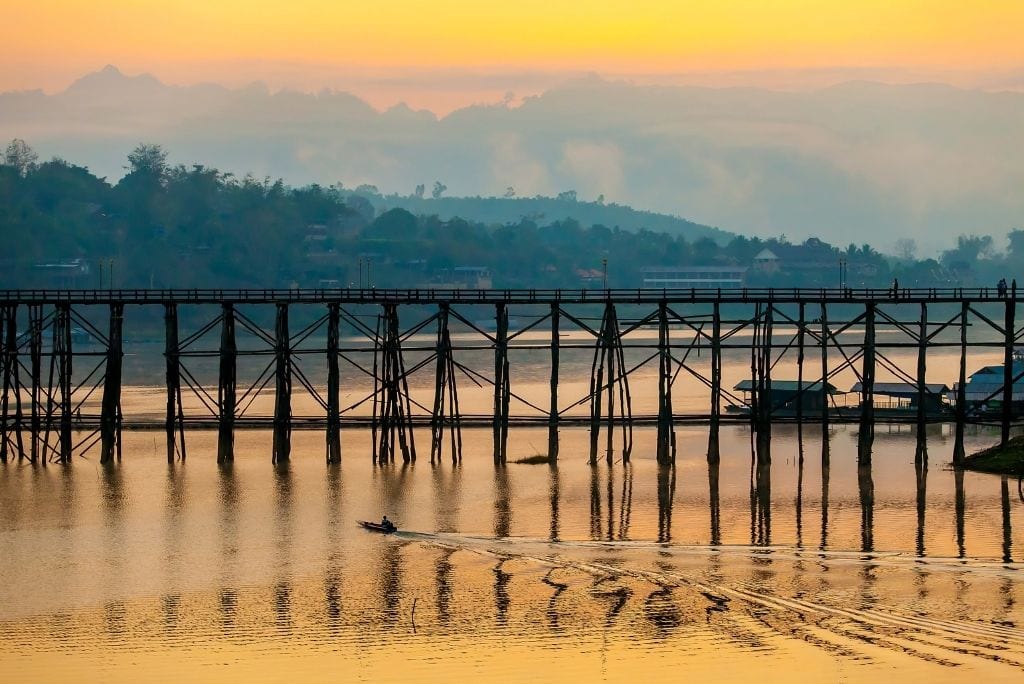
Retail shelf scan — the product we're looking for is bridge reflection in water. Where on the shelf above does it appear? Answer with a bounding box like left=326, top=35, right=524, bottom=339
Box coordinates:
left=1, top=425, right=1022, bottom=680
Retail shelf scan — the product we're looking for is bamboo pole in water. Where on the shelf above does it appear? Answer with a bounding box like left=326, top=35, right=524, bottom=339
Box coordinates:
left=916, top=302, right=928, bottom=466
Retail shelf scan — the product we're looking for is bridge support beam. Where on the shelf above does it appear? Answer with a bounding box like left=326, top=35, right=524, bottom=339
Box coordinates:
left=493, top=303, right=510, bottom=464
left=708, top=302, right=721, bottom=463
left=858, top=303, right=876, bottom=465
left=164, top=304, right=185, bottom=463
left=326, top=303, right=341, bottom=464
left=954, top=302, right=968, bottom=465
left=217, top=303, right=236, bottom=464
left=548, top=303, right=559, bottom=461
left=99, top=303, right=124, bottom=464
left=916, top=303, right=928, bottom=464
left=28, top=305, right=42, bottom=463
left=272, top=302, right=291, bottom=464
left=820, top=303, right=830, bottom=446
left=1002, top=298, right=1016, bottom=447
left=589, top=301, right=632, bottom=465
left=378, top=303, right=415, bottom=464
left=53, top=303, right=73, bottom=464
left=431, top=303, right=462, bottom=464
left=656, top=301, right=674, bottom=465
left=0, top=305, right=11, bottom=462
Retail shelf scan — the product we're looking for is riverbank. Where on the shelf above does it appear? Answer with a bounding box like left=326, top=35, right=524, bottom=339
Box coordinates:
left=963, top=436, right=1024, bottom=476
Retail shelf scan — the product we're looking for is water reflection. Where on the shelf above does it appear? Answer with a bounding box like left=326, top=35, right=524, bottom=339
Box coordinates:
left=656, top=464, right=675, bottom=543
left=325, top=463, right=343, bottom=631
left=751, top=440, right=771, bottom=547
left=273, top=464, right=293, bottom=635
left=218, top=463, right=239, bottom=632
left=858, top=464, right=874, bottom=553
left=493, top=558, right=510, bottom=626
left=100, top=465, right=126, bottom=638
left=435, top=548, right=454, bottom=626
left=163, top=464, right=186, bottom=635
left=955, top=468, right=966, bottom=559
left=915, top=458, right=927, bottom=557
left=1002, top=476, right=1013, bottom=564
left=4, top=425, right=1024, bottom=682
left=708, top=458, right=721, bottom=546
left=548, top=465, right=560, bottom=542
left=494, top=466, right=511, bottom=538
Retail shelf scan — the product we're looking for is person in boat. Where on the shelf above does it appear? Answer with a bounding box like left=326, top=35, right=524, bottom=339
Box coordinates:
left=380, top=515, right=393, bottom=531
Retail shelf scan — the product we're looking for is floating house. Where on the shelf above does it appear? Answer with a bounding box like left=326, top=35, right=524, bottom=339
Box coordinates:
left=732, top=380, right=840, bottom=412
left=952, top=359, right=1024, bottom=412
left=849, top=382, right=951, bottom=412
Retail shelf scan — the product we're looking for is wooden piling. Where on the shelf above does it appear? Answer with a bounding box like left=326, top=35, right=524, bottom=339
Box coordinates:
left=164, top=303, right=185, bottom=463
left=378, top=303, right=415, bottom=464
left=5, top=305, right=24, bottom=461
left=217, top=303, right=236, bottom=464
left=99, top=303, right=124, bottom=464
left=820, top=303, right=829, bottom=433
left=656, top=301, right=674, bottom=465
left=493, top=303, right=510, bottom=464
left=54, top=303, right=73, bottom=463
left=272, top=302, right=291, bottom=464
left=0, top=305, right=11, bottom=462
left=430, top=303, right=461, bottom=464
left=708, top=301, right=721, bottom=463
left=548, top=303, right=559, bottom=461
left=796, top=302, right=805, bottom=425
left=326, top=303, right=341, bottom=464
left=953, top=302, right=968, bottom=465
left=858, top=302, right=876, bottom=465
left=916, top=302, right=928, bottom=463
left=1002, top=298, right=1015, bottom=447
left=28, top=305, right=42, bottom=463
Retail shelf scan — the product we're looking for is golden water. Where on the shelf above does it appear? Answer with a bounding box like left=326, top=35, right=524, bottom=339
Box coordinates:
left=2, top=423, right=1023, bottom=682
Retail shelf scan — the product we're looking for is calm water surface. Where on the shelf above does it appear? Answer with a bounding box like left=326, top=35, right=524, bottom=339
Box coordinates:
left=2, top=423, right=1024, bottom=682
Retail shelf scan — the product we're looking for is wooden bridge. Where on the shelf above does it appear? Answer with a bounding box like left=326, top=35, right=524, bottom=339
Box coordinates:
left=1, top=287, right=1021, bottom=467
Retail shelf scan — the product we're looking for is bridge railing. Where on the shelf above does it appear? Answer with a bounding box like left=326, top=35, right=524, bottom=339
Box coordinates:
left=0, top=286, right=1018, bottom=304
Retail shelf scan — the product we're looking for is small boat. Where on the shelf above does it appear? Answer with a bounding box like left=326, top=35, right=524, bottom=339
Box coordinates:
left=358, top=520, right=397, bottom=534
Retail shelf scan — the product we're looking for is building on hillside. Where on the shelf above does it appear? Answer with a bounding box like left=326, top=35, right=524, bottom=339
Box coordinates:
left=33, top=258, right=91, bottom=288
left=752, top=241, right=838, bottom=279
left=640, top=266, right=747, bottom=289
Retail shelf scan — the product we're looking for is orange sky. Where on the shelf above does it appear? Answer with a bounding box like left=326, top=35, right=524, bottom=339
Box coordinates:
left=4, top=1, right=1024, bottom=105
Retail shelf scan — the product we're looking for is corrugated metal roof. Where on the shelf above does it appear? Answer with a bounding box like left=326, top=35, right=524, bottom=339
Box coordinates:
left=733, top=380, right=839, bottom=393
left=849, top=382, right=950, bottom=395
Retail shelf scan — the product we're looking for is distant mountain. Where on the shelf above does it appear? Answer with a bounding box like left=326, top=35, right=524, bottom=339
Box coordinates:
left=368, top=195, right=730, bottom=243
left=3, top=66, right=1023, bottom=251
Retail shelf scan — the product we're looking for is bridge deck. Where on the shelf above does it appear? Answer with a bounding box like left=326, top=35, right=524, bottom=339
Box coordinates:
left=0, top=286, right=1019, bottom=305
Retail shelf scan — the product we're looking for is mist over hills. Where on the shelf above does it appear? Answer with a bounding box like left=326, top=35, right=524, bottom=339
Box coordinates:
left=3, top=65, right=1023, bottom=252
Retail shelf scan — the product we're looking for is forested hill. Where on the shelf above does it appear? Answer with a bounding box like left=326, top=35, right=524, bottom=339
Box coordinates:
left=1, top=141, right=1017, bottom=291
left=362, top=194, right=731, bottom=244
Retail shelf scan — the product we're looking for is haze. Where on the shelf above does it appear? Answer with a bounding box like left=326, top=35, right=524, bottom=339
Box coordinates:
left=3, top=1, right=1024, bottom=252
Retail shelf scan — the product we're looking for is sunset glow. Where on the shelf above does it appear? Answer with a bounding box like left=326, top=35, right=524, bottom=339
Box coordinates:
left=5, top=1, right=1024, bottom=93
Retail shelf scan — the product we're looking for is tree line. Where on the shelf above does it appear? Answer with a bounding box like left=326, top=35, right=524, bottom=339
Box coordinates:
left=1, top=140, right=1020, bottom=290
